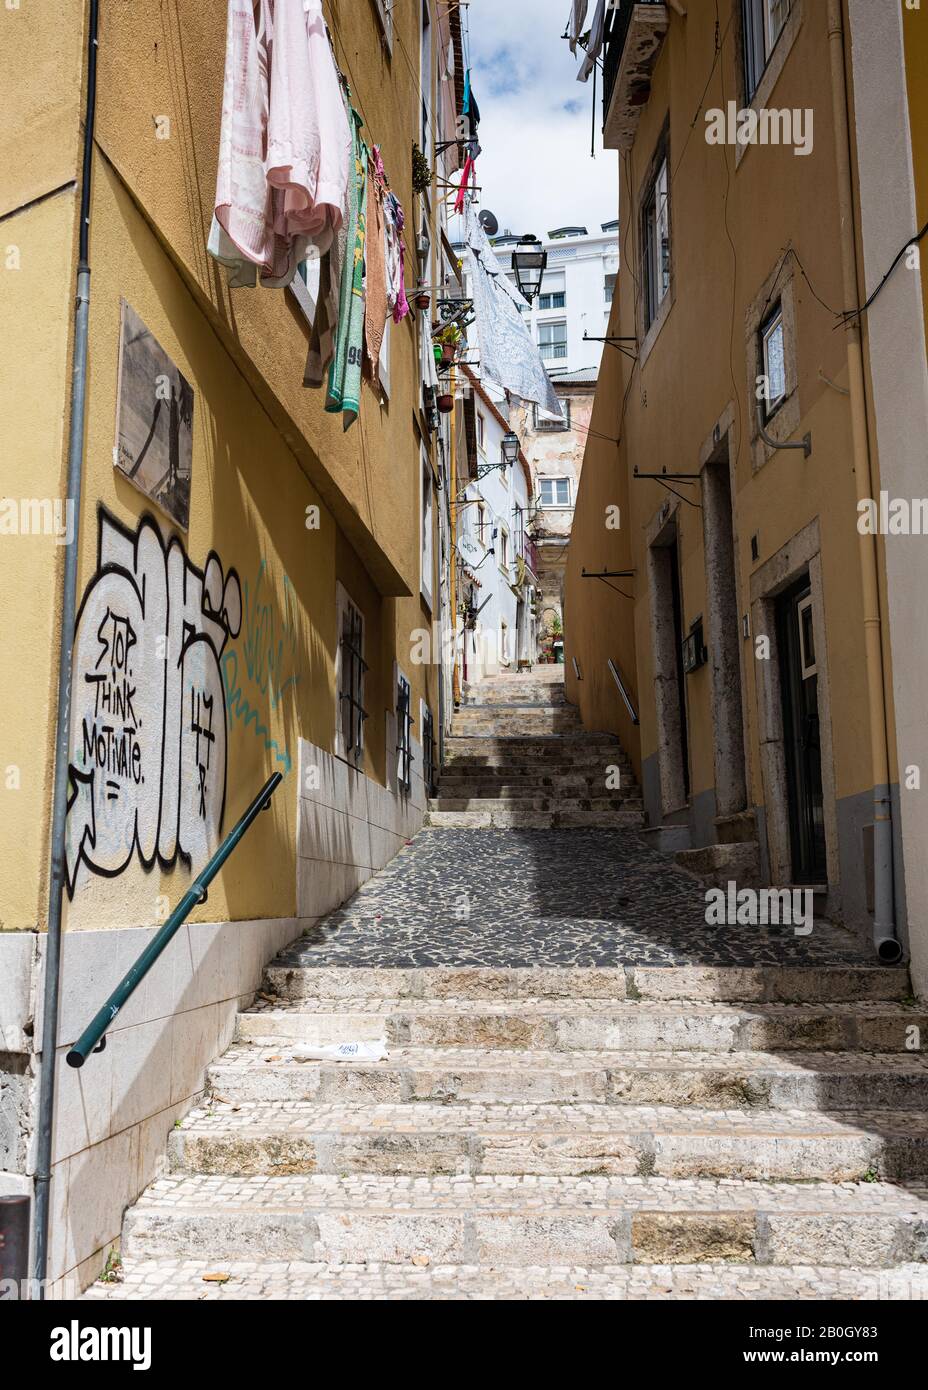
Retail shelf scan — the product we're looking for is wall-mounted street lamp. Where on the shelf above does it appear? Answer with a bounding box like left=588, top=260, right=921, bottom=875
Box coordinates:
left=511, top=235, right=547, bottom=305
left=500, top=430, right=520, bottom=468
left=452, top=430, right=522, bottom=501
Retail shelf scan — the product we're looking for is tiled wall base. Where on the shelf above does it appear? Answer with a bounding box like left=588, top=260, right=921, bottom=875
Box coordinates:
left=296, top=737, right=427, bottom=924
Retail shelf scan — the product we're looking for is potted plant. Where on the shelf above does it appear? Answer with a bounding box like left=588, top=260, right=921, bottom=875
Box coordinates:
left=437, top=391, right=454, bottom=414
left=436, top=323, right=462, bottom=365
left=412, top=142, right=430, bottom=196
left=414, top=287, right=431, bottom=312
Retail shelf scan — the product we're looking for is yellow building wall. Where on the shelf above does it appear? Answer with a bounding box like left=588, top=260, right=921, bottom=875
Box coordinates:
left=0, top=193, right=79, bottom=932
left=1, top=0, right=443, bottom=933
left=587, top=3, right=874, bottom=814
left=563, top=295, right=641, bottom=776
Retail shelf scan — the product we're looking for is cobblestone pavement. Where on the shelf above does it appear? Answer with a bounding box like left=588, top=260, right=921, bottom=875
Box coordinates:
left=86, top=1259, right=928, bottom=1301
left=288, top=828, right=871, bottom=969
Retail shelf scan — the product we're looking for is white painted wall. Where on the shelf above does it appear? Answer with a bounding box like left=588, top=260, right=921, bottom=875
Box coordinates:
left=458, top=399, right=533, bottom=680
left=491, top=226, right=619, bottom=376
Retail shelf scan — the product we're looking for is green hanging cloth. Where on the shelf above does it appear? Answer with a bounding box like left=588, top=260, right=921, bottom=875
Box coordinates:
left=326, top=105, right=368, bottom=429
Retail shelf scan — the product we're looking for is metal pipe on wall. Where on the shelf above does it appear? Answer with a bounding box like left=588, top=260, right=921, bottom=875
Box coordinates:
left=32, top=0, right=100, bottom=1294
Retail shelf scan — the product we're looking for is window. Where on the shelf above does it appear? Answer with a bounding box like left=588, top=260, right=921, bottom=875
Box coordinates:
left=538, top=320, right=567, bottom=361
left=604, top=272, right=617, bottom=304
left=498, top=528, right=509, bottom=570
left=641, top=150, right=670, bottom=331
left=421, top=450, right=434, bottom=608
left=538, top=270, right=566, bottom=312
left=336, top=584, right=368, bottom=764
left=476, top=411, right=486, bottom=452
left=797, top=594, right=816, bottom=678
left=421, top=701, right=436, bottom=797
left=534, top=400, right=570, bottom=432
left=743, top=0, right=791, bottom=101
left=539, top=477, right=571, bottom=508
left=396, top=671, right=413, bottom=793
left=373, top=0, right=394, bottom=55
left=760, top=304, right=787, bottom=419
left=476, top=500, right=487, bottom=545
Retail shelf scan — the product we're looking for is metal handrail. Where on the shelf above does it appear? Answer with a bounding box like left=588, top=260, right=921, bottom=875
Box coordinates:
left=608, top=658, right=640, bottom=725
left=65, top=772, right=283, bottom=1068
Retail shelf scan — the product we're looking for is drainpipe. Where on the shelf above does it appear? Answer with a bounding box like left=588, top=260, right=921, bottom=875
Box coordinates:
left=827, top=0, right=901, bottom=964
left=32, top=0, right=100, bottom=1294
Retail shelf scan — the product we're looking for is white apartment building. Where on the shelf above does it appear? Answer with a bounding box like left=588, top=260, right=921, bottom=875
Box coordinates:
left=490, top=223, right=620, bottom=377
left=455, top=368, right=538, bottom=684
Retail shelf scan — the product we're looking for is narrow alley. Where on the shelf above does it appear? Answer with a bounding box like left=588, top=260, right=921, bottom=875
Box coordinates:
left=5, top=0, right=928, bottom=1334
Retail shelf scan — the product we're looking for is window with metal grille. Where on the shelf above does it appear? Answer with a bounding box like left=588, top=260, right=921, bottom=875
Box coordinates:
left=337, top=593, right=368, bottom=762
left=422, top=703, right=436, bottom=797
left=538, top=321, right=567, bottom=361
left=396, top=673, right=414, bottom=793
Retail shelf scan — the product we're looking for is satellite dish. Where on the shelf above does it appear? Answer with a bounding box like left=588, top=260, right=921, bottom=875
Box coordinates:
left=479, top=208, right=499, bottom=237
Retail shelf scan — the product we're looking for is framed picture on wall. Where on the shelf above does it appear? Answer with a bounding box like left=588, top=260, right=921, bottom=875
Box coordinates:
left=114, top=300, right=193, bottom=530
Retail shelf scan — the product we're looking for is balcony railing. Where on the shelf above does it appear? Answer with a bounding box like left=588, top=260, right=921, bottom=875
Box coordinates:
left=521, top=534, right=541, bottom=577
left=602, top=1, right=670, bottom=152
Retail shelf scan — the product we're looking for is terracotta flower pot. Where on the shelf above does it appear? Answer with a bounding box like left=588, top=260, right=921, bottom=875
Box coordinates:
left=440, top=344, right=456, bottom=365
left=437, top=393, right=453, bottom=414
left=415, top=292, right=431, bottom=311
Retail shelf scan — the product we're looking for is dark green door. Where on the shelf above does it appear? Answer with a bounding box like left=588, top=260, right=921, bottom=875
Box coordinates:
left=777, top=578, right=827, bottom=884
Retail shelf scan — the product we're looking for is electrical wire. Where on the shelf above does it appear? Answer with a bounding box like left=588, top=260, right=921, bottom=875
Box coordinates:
left=839, top=220, right=928, bottom=327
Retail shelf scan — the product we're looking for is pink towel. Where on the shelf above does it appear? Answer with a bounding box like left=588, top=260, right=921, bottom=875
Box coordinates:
left=210, top=0, right=350, bottom=288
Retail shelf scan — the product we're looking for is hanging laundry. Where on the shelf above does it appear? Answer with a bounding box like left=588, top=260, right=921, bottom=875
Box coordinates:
left=387, top=193, right=410, bottom=324
left=453, top=153, right=476, bottom=215
left=209, top=0, right=350, bottom=289
left=567, top=0, right=590, bottom=55
left=577, top=0, right=606, bottom=83
left=326, top=107, right=369, bottom=428
left=364, top=150, right=389, bottom=377
left=464, top=204, right=562, bottom=419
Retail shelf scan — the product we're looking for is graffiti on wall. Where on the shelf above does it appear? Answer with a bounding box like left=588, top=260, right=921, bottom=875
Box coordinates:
left=65, top=509, right=241, bottom=897
left=222, top=560, right=301, bottom=775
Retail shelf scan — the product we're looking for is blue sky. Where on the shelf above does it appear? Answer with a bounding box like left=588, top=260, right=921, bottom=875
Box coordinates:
left=462, top=0, right=619, bottom=237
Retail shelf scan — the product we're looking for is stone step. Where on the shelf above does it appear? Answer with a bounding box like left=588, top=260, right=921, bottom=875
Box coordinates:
left=437, top=774, right=635, bottom=792
left=428, top=797, right=643, bottom=813
left=424, top=808, right=647, bottom=829
left=119, top=1173, right=928, bottom=1269
left=440, top=764, right=635, bottom=782
left=262, top=964, right=910, bottom=1004
left=166, top=1101, right=928, bottom=1182
left=208, top=1045, right=928, bottom=1111
left=235, top=999, right=927, bottom=1053
left=446, top=736, right=624, bottom=755
left=84, top=1258, right=928, bottom=1301
left=462, top=694, right=570, bottom=708
left=451, top=716, right=584, bottom=735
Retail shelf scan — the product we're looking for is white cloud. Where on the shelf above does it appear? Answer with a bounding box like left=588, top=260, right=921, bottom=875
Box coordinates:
left=459, top=0, right=619, bottom=238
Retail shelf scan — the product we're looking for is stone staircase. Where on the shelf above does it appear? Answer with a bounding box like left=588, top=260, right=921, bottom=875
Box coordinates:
left=87, top=963, right=928, bottom=1300
left=427, top=672, right=644, bottom=830
left=86, top=673, right=928, bottom=1301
